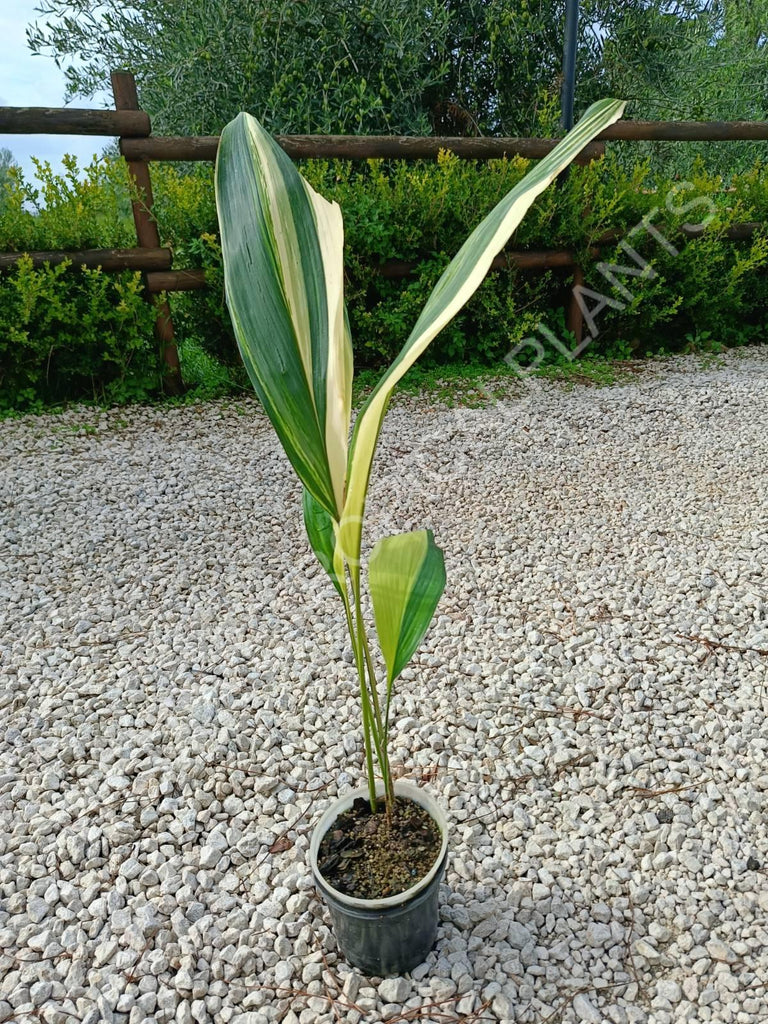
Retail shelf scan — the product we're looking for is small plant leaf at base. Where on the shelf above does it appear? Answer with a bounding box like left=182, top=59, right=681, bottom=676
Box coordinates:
left=369, top=529, right=446, bottom=687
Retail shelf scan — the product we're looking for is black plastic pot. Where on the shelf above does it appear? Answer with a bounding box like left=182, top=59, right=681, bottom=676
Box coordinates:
left=310, top=780, right=449, bottom=977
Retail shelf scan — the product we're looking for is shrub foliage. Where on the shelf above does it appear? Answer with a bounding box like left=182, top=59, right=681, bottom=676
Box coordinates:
left=1, top=151, right=767, bottom=410
left=0, top=158, right=159, bottom=410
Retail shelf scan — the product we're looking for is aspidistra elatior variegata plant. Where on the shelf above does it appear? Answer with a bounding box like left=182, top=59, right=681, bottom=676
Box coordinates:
left=215, top=99, right=625, bottom=812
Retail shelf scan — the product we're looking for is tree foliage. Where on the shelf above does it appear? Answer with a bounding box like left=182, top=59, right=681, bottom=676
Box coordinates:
left=28, top=0, right=456, bottom=136
left=603, top=1, right=768, bottom=121
left=27, top=0, right=766, bottom=139
left=601, top=1, right=768, bottom=173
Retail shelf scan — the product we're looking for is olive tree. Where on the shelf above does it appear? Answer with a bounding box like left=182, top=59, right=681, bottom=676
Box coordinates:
left=24, top=0, right=647, bottom=137
left=28, top=0, right=766, bottom=164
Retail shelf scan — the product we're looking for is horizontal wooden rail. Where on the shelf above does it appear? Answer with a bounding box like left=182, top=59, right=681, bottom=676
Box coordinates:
left=378, top=249, right=579, bottom=280
left=0, top=247, right=171, bottom=271
left=145, top=269, right=208, bottom=292
left=4, top=107, right=766, bottom=148
left=0, top=107, right=150, bottom=137
left=683, top=220, right=761, bottom=239
left=4, top=220, right=759, bottom=287
left=117, top=121, right=768, bottom=164
left=120, top=135, right=605, bottom=163
left=599, top=120, right=768, bottom=141
left=596, top=221, right=761, bottom=245
left=145, top=250, right=582, bottom=290
left=378, top=223, right=763, bottom=280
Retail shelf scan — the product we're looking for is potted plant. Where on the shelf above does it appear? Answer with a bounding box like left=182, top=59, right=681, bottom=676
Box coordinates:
left=214, top=97, right=624, bottom=976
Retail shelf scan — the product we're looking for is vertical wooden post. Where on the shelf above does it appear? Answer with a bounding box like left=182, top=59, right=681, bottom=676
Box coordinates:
left=566, top=265, right=585, bottom=348
left=111, top=70, right=184, bottom=395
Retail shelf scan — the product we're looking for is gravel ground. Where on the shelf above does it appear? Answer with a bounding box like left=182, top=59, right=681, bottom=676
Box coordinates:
left=1, top=347, right=767, bottom=1024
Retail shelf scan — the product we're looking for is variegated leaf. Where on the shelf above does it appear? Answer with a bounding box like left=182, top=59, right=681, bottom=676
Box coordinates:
left=215, top=112, right=352, bottom=519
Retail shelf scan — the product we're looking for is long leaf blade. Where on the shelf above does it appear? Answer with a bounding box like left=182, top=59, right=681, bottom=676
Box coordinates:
left=302, top=488, right=344, bottom=597
left=215, top=111, right=352, bottom=518
left=340, top=99, right=626, bottom=569
left=369, top=529, right=446, bottom=685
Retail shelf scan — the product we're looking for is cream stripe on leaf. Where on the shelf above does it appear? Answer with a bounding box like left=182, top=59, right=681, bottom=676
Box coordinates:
left=215, top=112, right=352, bottom=520
left=308, top=186, right=353, bottom=518
left=339, top=99, right=626, bottom=576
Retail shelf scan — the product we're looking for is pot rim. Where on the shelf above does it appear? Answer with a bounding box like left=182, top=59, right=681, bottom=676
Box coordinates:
left=309, top=779, right=449, bottom=911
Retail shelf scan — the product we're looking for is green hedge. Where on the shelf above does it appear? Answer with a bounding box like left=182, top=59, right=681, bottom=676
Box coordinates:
left=0, top=256, right=157, bottom=410
left=155, top=152, right=768, bottom=367
left=0, top=158, right=160, bottom=410
left=301, top=155, right=768, bottom=363
left=2, top=151, right=767, bottom=411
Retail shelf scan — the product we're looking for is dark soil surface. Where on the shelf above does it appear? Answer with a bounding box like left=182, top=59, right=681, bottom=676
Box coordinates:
left=316, top=796, right=442, bottom=899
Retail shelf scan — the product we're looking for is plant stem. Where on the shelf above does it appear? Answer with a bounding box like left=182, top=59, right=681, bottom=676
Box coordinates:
left=360, top=621, right=395, bottom=811
left=347, top=572, right=395, bottom=815
left=356, top=596, right=385, bottom=740
left=341, top=578, right=377, bottom=812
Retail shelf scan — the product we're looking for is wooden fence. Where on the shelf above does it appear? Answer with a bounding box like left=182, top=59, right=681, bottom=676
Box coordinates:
left=1, top=70, right=766, bottom=393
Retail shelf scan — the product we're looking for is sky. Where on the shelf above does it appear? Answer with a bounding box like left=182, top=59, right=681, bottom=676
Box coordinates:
left=0, top=0, right=111, bottom=182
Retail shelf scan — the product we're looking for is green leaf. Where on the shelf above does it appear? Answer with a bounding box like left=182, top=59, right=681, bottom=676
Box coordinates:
left=215, top=111, right=352, bottom=519
left=369, top=529, right=446, bottom=685
left=302, top=488, right=344, bottom=598
left=339, top=98, right=626, bottom=575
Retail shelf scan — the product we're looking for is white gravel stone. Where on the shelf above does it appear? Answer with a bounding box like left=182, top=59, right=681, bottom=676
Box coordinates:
left=573, top=993, right=602, bottom=1022
left=507, top=922, right=533, bottom=950
left=27, top=896, right=49, bottom=924
left=30, top=981, right=52, bottom=1006
left=378, top=978, right=411, bottom=1003
left=585, top=922, right=612, bottom=948
left=491, top=993, right=514, bottom=1019
left=2, top=350, right=768, bottom=1024
left=591, top=902, right=611, bottom=923
left=342, top=973, right=361, bottom=1003
left=634, top=939, right=661, bottom=962
left=274, top=961, right=294, bottom=986
left=198, top=846, right=223, bottom=869
left=176, top=1003, right=193, bottom=1024
left=706, top=938, right=738, bottom=962
left=655, top=979, right=682, bottom=1003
